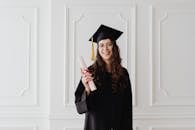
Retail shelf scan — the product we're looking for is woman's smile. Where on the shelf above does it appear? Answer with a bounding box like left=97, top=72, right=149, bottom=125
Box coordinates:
left=98, top=38, right=113, bottom=63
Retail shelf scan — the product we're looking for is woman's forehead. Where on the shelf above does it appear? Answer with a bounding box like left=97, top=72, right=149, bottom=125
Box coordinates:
left=98, top=39, right=112, bottom=44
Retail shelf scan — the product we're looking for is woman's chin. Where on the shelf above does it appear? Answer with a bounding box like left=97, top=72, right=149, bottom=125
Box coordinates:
left=102, top=57, right=111, bottom=63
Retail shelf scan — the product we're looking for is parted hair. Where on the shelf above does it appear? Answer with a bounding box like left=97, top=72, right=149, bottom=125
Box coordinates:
left=88, top=41, right=127, bottom=93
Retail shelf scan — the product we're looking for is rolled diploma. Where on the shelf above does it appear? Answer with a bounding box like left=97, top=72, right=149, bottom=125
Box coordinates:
left=79, top=56, right=97, bottom=91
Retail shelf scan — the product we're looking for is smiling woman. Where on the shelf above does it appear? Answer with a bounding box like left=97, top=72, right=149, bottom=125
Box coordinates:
left=98, top=39, right=113, bottom=66
left=75, top=24, right=133, bottom=130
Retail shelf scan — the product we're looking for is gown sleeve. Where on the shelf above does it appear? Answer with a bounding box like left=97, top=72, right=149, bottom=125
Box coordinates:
left=74, top=79, right=95, bottom=114
left=122, top=68, right=133, bottom=130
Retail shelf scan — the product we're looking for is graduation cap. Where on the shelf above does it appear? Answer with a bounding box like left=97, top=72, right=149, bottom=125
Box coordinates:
left=89, top=24, right=123, bottom=61
left=89, top=24, right=123, bottom=43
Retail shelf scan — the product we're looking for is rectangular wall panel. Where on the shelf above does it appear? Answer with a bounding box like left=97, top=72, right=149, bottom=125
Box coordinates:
left=150, top=4, right=195, bottom=106
left=0, top=126, right=36, bottom=130
left=64, top=4, right=136, bottom=108
left=0, top=7, right=38, bottom=106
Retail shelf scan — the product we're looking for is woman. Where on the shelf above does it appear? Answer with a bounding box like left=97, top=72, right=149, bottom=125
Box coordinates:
left=75, top=24, right=132, bottom=130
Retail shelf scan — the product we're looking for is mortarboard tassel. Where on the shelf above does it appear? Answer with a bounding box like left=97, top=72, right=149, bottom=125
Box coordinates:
left=91, top=38, right=95, bottom=61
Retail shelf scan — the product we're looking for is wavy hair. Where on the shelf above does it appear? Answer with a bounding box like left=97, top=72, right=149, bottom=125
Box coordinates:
left=89, top=41, right=126, bottom=92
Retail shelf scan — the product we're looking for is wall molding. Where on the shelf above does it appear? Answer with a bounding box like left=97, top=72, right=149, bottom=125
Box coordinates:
left=63, top=4, right=137, bottom=107
left=0, top=125, right=37, bottom=130
left=0, top=7, right=38, bottom=107
left=150, top=125, right=195, bottom=130
left=149, top=5, right=195, bottom=106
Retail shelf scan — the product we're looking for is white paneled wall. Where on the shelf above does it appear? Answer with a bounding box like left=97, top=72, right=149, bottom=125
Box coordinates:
left=50, top=0, right=195, bottom=130
left=0, top=7, right=37, bottom=106
left=66, top=3, right=136, bottom=107
left=149, top=4, right=195, bottom=106
left=1, top=0, right=195, bottom=129
left=0, top=0, right=50, bottom=129
left=50, top=0, right=137, bottom=129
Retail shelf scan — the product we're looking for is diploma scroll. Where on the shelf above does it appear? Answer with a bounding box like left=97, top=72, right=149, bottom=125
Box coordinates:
left=79, top=56, right=97, bottom=91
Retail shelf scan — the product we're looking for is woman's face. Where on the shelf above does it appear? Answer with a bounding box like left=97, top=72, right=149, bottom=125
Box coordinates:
left=98, top=38, right=113, bottom=64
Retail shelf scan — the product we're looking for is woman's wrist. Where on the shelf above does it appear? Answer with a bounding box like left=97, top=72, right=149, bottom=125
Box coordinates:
left=85, top=88, right=90, bottom=95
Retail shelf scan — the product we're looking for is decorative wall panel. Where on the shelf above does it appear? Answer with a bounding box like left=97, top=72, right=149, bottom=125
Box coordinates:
left=63, top=4, right=136, bottom=108
left=0, top=8, right=38, bottom=106
left=0, top=125, right=37, bottom=130
left=150, top=5, right=195, bottom=106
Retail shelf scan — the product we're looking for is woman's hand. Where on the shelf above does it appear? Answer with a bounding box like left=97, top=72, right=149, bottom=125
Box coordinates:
left=81, top=69, right=93, bottom=95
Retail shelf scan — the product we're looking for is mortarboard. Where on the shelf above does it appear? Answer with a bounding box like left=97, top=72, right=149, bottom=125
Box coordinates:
left=89, top=24, right=123, bottom=43
left=89, top=24, right=123, bottom=61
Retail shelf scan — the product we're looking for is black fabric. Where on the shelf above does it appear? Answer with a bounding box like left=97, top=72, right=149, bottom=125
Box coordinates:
left=75, top=68, right=132, bottom=130
left=89, top=24, right=123, bottom=43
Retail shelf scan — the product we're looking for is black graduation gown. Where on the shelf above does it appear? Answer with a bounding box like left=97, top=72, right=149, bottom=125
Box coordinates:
left=75, top=68, right=132, bottom=130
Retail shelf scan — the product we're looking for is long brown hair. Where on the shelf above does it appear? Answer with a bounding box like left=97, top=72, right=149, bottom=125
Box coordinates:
left=89, top=40, right=126, bottom=92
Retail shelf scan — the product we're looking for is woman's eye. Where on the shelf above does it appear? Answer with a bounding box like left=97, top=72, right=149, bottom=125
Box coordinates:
left=99, top=44, right=104, bottom=48
left=108, top=43, right=112, bottom=46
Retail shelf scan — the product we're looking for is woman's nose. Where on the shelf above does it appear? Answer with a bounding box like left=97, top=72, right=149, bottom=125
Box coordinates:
left=104, top=45, right=109, bottom=50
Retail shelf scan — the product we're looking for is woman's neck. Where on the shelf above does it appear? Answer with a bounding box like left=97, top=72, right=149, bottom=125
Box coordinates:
left=105, top=63, right=111, bottom=72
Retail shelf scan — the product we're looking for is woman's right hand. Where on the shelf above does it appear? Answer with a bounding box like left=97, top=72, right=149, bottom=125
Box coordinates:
left=81, top=68, right=93, bottom=95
